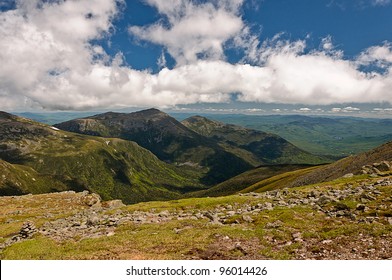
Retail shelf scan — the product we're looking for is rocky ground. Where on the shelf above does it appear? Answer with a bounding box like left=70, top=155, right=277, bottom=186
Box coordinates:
left=0, top=176, right=391, bottom=259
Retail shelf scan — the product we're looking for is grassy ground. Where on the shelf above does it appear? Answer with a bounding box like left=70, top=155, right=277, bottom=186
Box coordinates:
left=1, top=175, right=391, bottom=260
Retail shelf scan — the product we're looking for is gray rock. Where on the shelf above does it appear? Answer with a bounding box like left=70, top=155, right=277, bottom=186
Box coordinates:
left=307, top=190, right=319, bottom=198
left=227, top=211, right=236, bottom=216
left=158, top=210, right=170, bottom=217
left=265, top=220, right=283, bottom=229
left=81, top=193, right=101, bottom=207
left=292, top=232, right=303, bottom=242
left=242, top=215, right=253, bottom=223
left=264, top=202, right=273, bottom=210
left=278, top=200, right=288, bottom=206
left=86, top=214, right=100, bottom=226
left=335, top=210, right=346, bottom=217
left=317, top=195, right=333, bottom=205
left=205, top=212, right=222, bottom=225
left=103, top=200, right=125, bottom=209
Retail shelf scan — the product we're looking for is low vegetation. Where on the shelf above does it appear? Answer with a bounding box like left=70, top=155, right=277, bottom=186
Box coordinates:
left=1, top=174, right=391, bottom=259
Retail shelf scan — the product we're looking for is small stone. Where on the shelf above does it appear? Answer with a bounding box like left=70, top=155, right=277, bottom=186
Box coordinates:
left=292, top=232, right=303, bottom=242
left=86, top=214, right=100, bottom=226
left=264, top=202, right=273, bottom=210
left=335, top=210, right=346, bottom=217
left=317, top=195, right=333, bottom=205
left=308, top=190, right=319, bottom=198
left=242, top=215, right=253, bottom=223
left=265, top=220, right=283, bottom=229
left=103, top=200, right=125, bottom=209
left=205, top=212, right=221, bottom=225
left=278, top=200, right=287, bottom=206
left=348, top=213, right=357, bottom=221
left=158, top=210, right=170, bottom=217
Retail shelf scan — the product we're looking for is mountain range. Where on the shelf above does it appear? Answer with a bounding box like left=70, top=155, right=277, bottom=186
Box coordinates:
left=1, top=109, right=391, bottom=261
left=204, top=114, right=392, bottom=157
left=0, top=111, right=203, bottom=203
left=54, top=109, right=328, bottom=185
left=1, top=108, right=391, bottom=205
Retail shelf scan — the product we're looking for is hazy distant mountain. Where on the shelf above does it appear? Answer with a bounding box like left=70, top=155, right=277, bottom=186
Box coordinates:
left=206, top=114, right=392, bottom=157
left=0, top=111, right=203, bottom=203
left=182, top=115, right=328, bottom=165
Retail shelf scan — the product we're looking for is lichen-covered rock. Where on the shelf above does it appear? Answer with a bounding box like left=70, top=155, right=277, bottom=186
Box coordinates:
left=80, top=192, right=101, bottom=207
left=102, top=200, right=125, bottom=209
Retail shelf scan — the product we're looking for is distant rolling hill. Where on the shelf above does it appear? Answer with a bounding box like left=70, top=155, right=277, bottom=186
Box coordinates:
left=188, top=139, right=392, bottom=197
left=0, top=111, right=203, bottom=203
left=182, top=115, right=328, bottom=165
left=187, top=164, right=314, bottom=198
left=241, top=140, right=392, bottom=193
left=196, top=114, right=392, bottom=158
left=55, top=109, right=328, bottom=185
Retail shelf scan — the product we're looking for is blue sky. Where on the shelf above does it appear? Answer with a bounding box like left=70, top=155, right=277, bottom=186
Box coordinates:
left=0, top=0, right=392, bottom=116
left=107, top=0, right=392, bottom=71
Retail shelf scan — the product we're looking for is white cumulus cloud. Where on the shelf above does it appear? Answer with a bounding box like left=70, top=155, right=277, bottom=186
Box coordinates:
left=129, top=0, right=245, bottom=65
left=356, top=42, right=392, bottom=69
left=371, top=0, right=391, bottom=6
left=0, top=0, right=392, bottom=111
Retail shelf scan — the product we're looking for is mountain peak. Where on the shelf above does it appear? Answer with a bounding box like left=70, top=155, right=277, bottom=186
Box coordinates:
left=140, top=108, right=164, bottom=114
left=0, top=111, right=17, bottom=120
left=182, top=115, right=224, bottom=127
left=133, top=108, right=169, bottom=118
left=85, top=109, right=168, bottom=122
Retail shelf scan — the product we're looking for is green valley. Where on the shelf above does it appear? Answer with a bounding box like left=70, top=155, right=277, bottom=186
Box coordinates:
left=0, top=111, right=203, bottom=204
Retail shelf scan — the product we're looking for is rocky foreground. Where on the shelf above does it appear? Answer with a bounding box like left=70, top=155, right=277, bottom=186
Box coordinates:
left=0, top=175, right=392, bottom=260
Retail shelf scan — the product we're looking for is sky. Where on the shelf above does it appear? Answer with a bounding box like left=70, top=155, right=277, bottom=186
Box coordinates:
left=0, top=0, right=392, bottom=116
